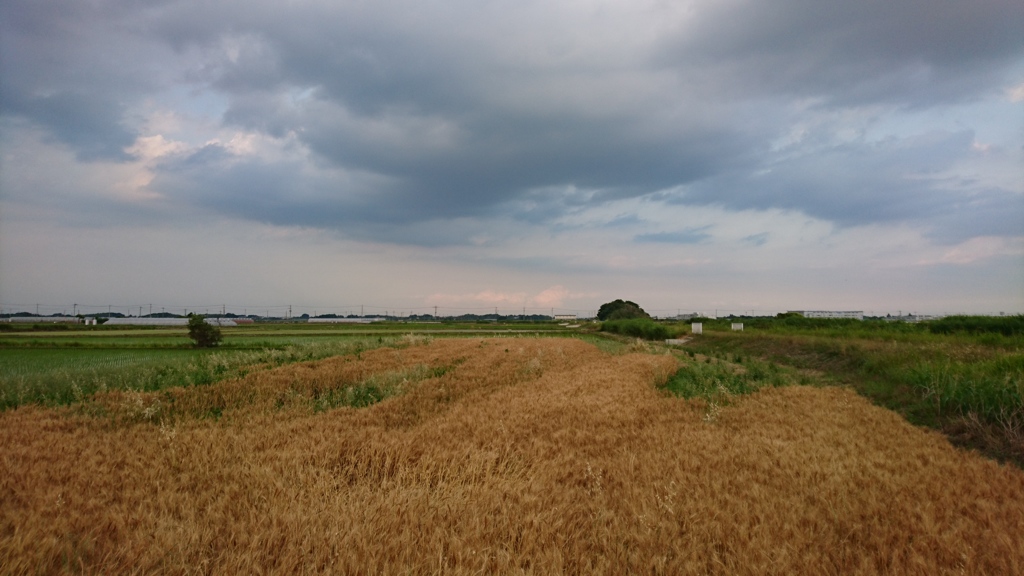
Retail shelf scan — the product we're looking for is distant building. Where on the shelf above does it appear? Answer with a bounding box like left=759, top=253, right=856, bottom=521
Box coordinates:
left=887, top=314, right=943, bottom=323
left=102, top=318, right=238, bottom=327
left=205, top=318, right=238, bottom=327
left=308, top=318, right=375, bottom=324
left=553, top=314, right=577, bottom=321
left=2, top=316, right=81, bottom=324
left=790, top=310, right=864, bottom=320
left=100, top=318, right=187, bottom=326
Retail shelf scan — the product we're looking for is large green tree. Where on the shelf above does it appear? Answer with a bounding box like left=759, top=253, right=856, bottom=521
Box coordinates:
left=596, top=299, right=650, bottom=321
left=187, top=314, right=223, bottom=348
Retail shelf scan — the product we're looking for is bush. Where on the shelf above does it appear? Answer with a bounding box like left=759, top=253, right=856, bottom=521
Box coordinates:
left=600, top=318, right=672, bottom=341
left=187, top=315, right=222, bottom=348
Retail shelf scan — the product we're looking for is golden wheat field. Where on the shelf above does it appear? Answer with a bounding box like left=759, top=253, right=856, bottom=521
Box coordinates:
left=2, top=337, right=1024, bottom=574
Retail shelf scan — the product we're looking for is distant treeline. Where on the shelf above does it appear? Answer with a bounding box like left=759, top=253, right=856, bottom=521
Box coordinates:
left=693, top=314, right=1023, bottom=336
left=596, top=314, right=1024, bottom=339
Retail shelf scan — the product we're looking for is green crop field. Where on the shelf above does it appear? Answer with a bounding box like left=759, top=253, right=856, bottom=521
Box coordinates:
left=0, top=321, right=586, bottom=410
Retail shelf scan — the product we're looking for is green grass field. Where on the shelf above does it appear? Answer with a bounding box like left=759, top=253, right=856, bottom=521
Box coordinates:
left=0, top=322, right=587, bottom=410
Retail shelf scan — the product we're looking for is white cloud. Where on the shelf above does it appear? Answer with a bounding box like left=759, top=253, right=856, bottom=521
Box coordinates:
left=126, top=134, right=189, bottom=161
left=935, top=236, right=1024, bottom=265
left=1007, top=82, right=1024, bottom=102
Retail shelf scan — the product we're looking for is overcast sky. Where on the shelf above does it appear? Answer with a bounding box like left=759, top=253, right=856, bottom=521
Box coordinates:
left=2, top=0, right=1022, bottom=317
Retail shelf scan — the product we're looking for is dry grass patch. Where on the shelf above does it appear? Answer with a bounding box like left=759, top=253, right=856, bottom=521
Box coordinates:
left=2, top=337, right=1023, bottom=574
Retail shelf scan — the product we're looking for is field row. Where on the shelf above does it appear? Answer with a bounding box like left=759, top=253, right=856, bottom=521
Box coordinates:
left=4, top=322, right=1021, bottom=465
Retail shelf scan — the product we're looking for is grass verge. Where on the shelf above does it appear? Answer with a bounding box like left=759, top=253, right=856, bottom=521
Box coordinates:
left=682, top=330, right=1024, bottom=465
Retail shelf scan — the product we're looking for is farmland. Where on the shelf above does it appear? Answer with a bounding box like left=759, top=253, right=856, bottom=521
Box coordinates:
left=2, top=322, right=1024, bottom=573
left=0, top=323, right=581, bottom=410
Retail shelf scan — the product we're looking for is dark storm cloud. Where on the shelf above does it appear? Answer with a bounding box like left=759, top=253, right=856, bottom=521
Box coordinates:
left=2, top=0, right=1022, bottom=244
left=1, top=90, right=136, bottom=161
left=635, top=228, right=712, bottom=245
left=0, top=0, right=178, bottom=160
left=663, top=130, right=1024, bottom=242
left=742, top=233, right=769, bottom=247
left=660, top=0, right=1024, bottom=106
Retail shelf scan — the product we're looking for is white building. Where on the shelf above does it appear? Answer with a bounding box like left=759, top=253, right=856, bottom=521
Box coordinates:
left=790, top=310, right=864, bottom=320
left=2, top=316, right=81, bottom=323
left=102, top=318, right=238, bottom=327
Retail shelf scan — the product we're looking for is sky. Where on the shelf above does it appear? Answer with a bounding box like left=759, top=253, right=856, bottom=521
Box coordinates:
left=1, top=0, right=1023, bottom=318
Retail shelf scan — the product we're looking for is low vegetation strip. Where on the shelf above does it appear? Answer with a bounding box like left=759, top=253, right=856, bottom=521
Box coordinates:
left=662, top=351, right=793, bottom=400
left=683, top=331, right=1024, bottom=465
left=2, top=338, right=1023, bottom=574
left=600, top=318, right=674, bottom=341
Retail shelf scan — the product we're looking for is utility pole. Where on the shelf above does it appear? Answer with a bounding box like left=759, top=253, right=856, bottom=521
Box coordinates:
left=361, top=305, right=364, bottom=317
left=434, top=305, right=438, bottom=318
left=73, top=303, right=77, bottom=316
left=35, top=304, right=38, bottom=315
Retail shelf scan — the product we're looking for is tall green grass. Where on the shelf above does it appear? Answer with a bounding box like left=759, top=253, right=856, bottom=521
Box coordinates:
left=600, top=318, right=675, bottom=341
left=662, top=353, right=791, bottom=400
left=907, top=355, right=1024, bottom=423
left=666, top=314, right=1024, bottom=342
left=928, top=315, right=1024, bottom=337
left=682, top=330, right=1024, bottom=463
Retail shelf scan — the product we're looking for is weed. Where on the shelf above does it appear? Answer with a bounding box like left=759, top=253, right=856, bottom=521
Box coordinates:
left=662, top=355, right=791, bottom=401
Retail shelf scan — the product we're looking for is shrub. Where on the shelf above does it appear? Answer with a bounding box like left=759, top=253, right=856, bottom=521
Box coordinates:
left=187, top=315, right=222, bottom=348
left=600, top=318, right=672, bottom=341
